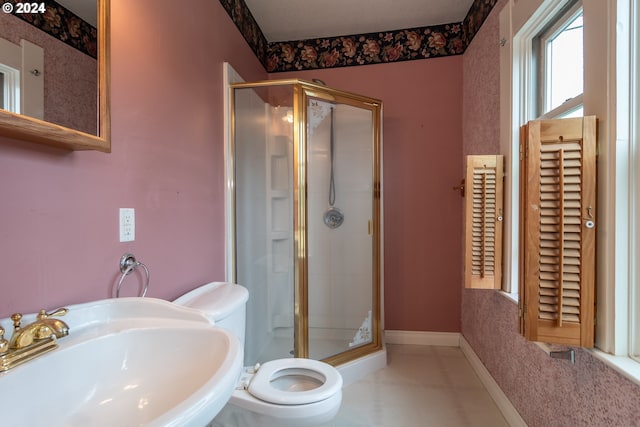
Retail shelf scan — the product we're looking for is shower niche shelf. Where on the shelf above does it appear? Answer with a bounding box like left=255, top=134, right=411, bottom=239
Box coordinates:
left=266, top=130, right=294, bottom=344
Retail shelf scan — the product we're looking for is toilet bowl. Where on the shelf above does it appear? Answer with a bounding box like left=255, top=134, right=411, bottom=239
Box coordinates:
left=214, top=358, right=342, bottom=427
left=173, top=282, right=343, bottom=427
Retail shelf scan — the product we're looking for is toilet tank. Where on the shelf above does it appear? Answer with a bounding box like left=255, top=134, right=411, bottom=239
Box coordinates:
left=173, top=282, right=249, bottom=347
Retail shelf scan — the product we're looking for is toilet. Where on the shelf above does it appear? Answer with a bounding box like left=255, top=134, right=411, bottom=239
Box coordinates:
left=173, top=282, right=343, bottom=427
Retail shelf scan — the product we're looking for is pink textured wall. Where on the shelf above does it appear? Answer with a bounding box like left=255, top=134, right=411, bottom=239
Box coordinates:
left=276, top=57, right=464, bottom=332
left=0, top=0, right=266, bottom=318
left=461, top=1, right=640, bottom=425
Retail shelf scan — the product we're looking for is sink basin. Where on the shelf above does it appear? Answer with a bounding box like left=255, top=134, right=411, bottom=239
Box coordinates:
left=0, top=298, right=243, bottom=426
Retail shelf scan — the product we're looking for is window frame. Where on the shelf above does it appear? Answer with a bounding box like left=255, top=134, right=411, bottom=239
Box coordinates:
left=626, top=0, right=640, bottom=362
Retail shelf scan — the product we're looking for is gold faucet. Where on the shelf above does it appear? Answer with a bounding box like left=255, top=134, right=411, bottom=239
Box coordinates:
left=0, top=307, right=69, bottom=372
left=9, top=308, right=69, bottom=349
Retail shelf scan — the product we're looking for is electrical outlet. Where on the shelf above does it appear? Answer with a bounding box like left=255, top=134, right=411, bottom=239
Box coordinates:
left=119, top=208, right=135, bottom=242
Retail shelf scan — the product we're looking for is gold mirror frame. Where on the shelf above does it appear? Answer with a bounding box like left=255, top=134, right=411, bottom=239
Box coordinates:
left=0, top=0, right=110, bottom=153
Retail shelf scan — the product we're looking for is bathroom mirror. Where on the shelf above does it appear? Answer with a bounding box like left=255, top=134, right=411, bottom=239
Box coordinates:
left=0, top=0, right=110, bottom=152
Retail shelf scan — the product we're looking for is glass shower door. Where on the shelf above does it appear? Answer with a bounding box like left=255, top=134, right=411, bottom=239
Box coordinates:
left=306, top=96, right=377, bottom=361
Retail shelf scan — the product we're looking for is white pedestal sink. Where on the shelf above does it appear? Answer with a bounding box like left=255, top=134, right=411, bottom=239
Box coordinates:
left=0, top=297, right=243, bottom=426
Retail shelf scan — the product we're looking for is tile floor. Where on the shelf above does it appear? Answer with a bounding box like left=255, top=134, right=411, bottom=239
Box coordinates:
left=319, top=344, right=510, bottom=427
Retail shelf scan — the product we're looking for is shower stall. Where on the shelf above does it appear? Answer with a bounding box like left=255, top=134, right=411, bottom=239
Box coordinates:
left=229, top=79, right=382, bottom=367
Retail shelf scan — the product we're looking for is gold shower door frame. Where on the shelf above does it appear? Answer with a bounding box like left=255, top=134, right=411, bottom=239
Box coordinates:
left=230, top=79, right=382, bottom=366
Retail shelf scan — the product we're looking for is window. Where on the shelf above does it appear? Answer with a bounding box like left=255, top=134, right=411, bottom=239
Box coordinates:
left=516, top=2, right=594, bottom=348
left=0, top=37, right=43, bottom=117
left=499, top=0, right=586, bottom=299
left=0, top=37, right=22, bottom=114
left=535, top=3, right=584, bottom=119
left=502, top=0, right=640, bottom=380
left=0, top=63, right=19, bottom=113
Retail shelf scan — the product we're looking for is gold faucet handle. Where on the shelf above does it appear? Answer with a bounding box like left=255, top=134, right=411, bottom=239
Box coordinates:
left=10, top=313, right=22, bottom=329
left=0, top=326, right=8, bottom=354
left=36, top=308, right=69, bottom=320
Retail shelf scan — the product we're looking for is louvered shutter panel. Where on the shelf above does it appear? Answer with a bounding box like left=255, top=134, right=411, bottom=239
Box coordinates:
left=520, top=116, right=596, bottom=347
left=464, top=155, right=504, bottom=289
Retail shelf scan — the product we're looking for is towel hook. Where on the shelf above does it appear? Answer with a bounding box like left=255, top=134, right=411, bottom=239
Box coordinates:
left=116, top=253, right=149, bottom=297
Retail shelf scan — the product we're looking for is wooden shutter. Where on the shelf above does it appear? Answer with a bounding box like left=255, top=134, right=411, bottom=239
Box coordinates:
left=464, top=155, right=504, bottom=289
left=520, top=116, right=596, bottom=347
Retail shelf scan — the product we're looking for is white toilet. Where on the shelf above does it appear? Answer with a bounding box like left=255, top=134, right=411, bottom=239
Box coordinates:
left=173, top=282, right=343, bottom=427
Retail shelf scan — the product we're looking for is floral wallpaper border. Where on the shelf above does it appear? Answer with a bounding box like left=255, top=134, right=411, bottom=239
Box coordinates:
left=6, top=0, right=97, bottom=59
left=220, top=0, right=497, bottom=72
left=218, top=0, right=269, bottom=68
left=266, top=23, right=465, bottom=72
left=462, top=0, right=499, bottom=46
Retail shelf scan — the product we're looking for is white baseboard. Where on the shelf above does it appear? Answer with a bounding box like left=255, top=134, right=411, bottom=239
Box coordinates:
left=384, top=330, right=461, bottom=346
left=459, top=336, right=527, bottom=427
left=384, top=330, right=526, bottom=427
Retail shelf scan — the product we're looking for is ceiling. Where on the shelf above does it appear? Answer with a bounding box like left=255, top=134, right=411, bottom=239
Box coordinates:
left=54, top=1, right=475, bottom=43
left=243, top=0, right=475, bottom=42
left=56, top=0, right=97, bottom=26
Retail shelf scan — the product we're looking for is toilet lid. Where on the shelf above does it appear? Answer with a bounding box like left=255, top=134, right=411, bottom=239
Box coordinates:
left=247, top=358, right=343, bottom=405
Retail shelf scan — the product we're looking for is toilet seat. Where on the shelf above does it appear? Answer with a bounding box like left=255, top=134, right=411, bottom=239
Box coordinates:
left=247, top=359, right=342, bottom=405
